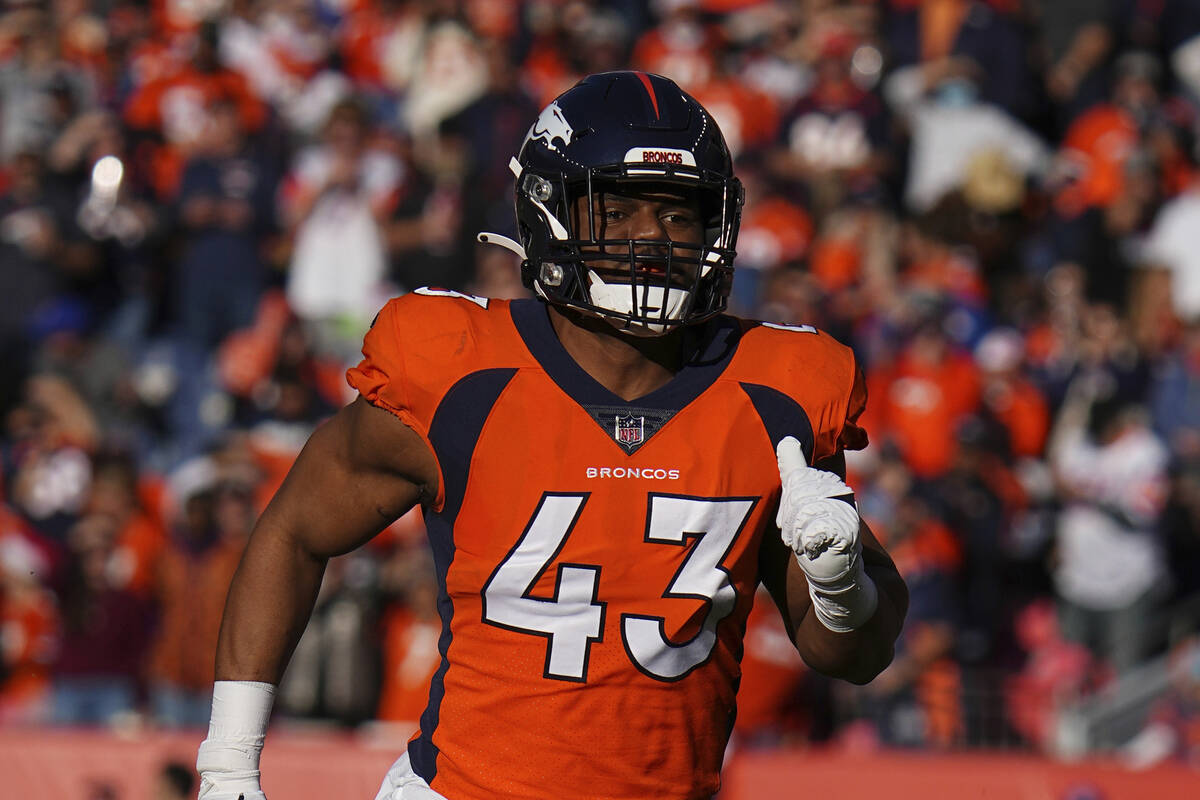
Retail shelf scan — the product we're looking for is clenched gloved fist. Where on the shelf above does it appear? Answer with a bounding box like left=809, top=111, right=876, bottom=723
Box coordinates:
left=196, top=788, right=266, bottom=800
left=776, top=436, right=877, bottom=632
left=196, top=737, right=267, bottom=800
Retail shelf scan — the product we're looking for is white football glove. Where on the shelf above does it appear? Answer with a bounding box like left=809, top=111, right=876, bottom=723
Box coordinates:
left=196, top=777, right=266, bottom=800
left=776, top=436, right=878, bottom=632
left=195, top=753, right=267, bottom=800
left=197, top=681, right=275, bottom=800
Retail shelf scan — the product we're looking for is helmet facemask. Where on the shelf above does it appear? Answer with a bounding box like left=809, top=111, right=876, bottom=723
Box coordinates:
left=514, top=160, right=742, bottom=336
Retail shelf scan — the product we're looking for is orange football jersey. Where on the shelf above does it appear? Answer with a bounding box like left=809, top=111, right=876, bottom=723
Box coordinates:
left=346, top=290, right=866, bottom=800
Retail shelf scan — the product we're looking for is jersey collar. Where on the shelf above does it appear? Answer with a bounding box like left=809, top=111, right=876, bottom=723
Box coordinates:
left=509, top=298, right=742, bottom=413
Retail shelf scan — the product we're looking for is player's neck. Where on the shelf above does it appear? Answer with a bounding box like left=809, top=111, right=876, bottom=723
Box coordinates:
left=548, top=305, right=688, bottom=402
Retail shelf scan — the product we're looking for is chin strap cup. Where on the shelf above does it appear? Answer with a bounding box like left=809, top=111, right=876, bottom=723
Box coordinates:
left=585, top=270, right=689, bottom=336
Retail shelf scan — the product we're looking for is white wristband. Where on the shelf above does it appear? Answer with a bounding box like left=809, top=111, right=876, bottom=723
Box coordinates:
left=807, top=559, right=879, bottom=633
left=197, top=681, right=276, bottom=797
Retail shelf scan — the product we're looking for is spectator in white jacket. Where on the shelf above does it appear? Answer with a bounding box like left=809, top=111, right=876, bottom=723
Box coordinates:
left=1049, top=371, right=1170, bottom=675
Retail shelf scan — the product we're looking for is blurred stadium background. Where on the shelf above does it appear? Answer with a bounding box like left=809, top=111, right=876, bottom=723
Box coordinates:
left=2, top=0, right=1200, bottom=797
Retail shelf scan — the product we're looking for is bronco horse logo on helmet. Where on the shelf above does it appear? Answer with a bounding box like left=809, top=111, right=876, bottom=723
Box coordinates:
left=527, top=101, right=574, bottom=153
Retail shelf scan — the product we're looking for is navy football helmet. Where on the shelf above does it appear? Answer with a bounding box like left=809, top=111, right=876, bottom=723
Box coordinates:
left=478, top=72, right=743, bottom=335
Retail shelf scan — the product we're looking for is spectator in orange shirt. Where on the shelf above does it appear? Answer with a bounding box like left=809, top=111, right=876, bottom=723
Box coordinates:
left=376, top=549, right=440, bottom=726
left=338, top=0, right=414, bottom=92
left=0, top=512, right=59, bottom=724
left=901, top=207, right=989, bottom=308
left=865, top=318, right=982, bottom=478
left=1046, top=53, right=1190, bottom=308
left=147, top=460, right=253, bottom=727
left=86, top=451, right=167, bottom=598
left=631, top=0, right=722, bottom=91
left=690, top=71, right=780, bottom=160
left=975, top=328, right=1050, bottom=459
left=1052, top=53, right=1160, bottom=221
left=124, top=22, right=266, bottom=199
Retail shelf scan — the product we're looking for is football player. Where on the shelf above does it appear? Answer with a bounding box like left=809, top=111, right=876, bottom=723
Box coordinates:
left=197, top=72, right=908, bottom=800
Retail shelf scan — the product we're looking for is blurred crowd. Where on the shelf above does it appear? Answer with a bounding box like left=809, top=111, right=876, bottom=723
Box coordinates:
left=2, top=0, right=1200, bottom=767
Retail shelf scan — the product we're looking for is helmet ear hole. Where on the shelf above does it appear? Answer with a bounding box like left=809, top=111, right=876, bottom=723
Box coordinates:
left=524, top=174, right=555, bottom=203
left=540, top=263, right=565, bottom=287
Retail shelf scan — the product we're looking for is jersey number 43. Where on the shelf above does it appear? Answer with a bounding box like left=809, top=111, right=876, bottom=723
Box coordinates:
left=481, top=493, right=758, bottom=683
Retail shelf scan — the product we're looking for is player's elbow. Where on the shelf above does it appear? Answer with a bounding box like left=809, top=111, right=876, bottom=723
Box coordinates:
left=841, top=644, right=896, bottom=685
left=796, top=579, right=906, bottom=684
left=802, top=641, right=896, bottom=685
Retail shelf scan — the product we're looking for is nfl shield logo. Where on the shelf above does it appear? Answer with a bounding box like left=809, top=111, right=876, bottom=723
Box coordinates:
left=615, top=414, right=645, bottom=446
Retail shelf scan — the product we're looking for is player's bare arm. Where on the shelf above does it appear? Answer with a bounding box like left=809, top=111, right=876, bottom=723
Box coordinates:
left=199, top=398, right=437, bottom=799
left=216, top=397, right=438, bottom=682
left=760, top=496, right=908, bottom=685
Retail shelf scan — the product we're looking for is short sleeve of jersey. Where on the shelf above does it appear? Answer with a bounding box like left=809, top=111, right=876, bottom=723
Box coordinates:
left=808, top=339, right=869, bottom=462
left=346, top=295, right=454, bottom=509
left=346, top=297, right=426, bottom=441
left=730, top=323, right=869, bottom=464
left=839, top=361, right=869, bottom=453
left=345, top=292, right=518, bottom=512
